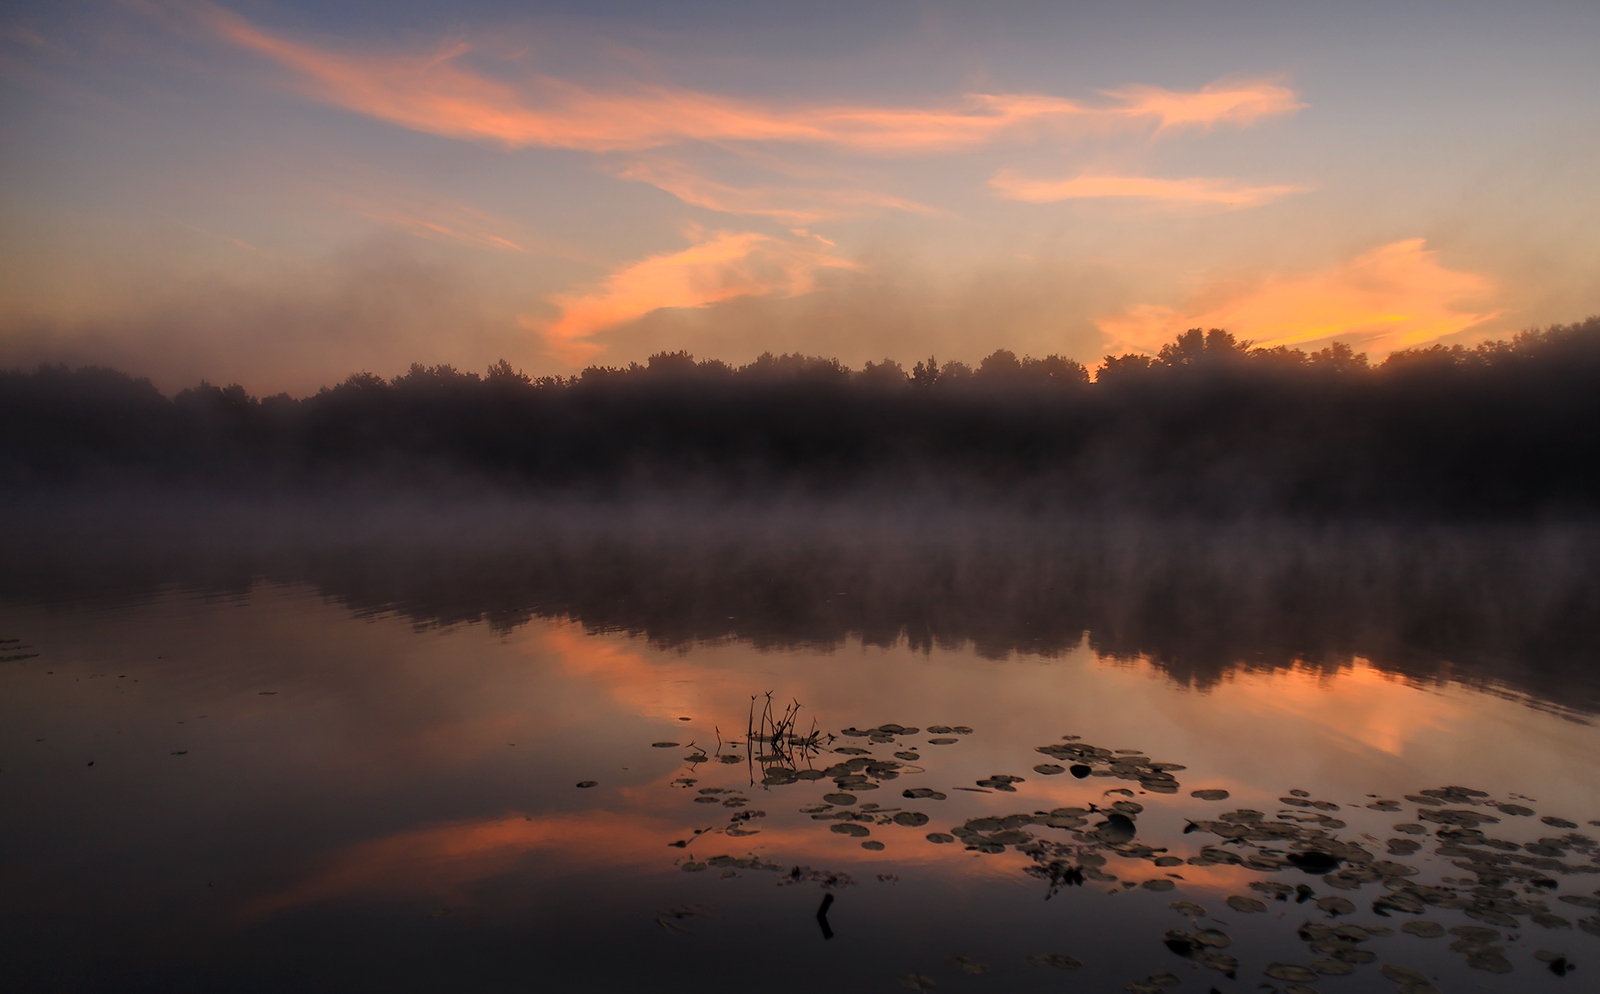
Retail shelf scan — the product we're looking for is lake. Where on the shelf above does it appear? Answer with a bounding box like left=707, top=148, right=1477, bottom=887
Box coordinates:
left=2, top=497, right=1598, bottom=992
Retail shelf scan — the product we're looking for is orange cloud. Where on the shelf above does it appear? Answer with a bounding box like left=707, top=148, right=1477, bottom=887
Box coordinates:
left=343, top=198, right=528, bottom=254
left=615, top=158, right=939, bottom=224
left=529, top=230, right=857, bottom=364
left=1102, top=79, right=1306, bottom=132
left=201, top=6, right=1301, bottom=154
left=1098, top=238, right=1499, bottom=356
left=988, top=170, right=1307, bottom=208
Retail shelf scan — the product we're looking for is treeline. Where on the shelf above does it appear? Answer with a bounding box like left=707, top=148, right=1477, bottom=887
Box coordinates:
left=2, top=317, right=1599, bottom=515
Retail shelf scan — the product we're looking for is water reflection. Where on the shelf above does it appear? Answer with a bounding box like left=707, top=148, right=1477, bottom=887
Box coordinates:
left=1, top=497, right=1598, bottom=991
left=5, top=496, right=1600, bottom=713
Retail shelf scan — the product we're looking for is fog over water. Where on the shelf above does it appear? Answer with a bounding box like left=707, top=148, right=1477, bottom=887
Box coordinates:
left=3, top=496, right=1598, bottom=992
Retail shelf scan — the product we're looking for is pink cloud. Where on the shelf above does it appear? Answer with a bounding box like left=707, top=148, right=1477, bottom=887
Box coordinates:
left=1101, top=78, right=1306, bottom=132
left=614, top=158, right=939, bottom=223
left=201, top=6, right=1302, bottom=154
left=527, top=229, right=858, bottom=365
left=988, top=170, right=1308, bottom=208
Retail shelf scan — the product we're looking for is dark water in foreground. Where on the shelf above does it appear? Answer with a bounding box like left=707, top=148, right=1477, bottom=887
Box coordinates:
left=2, top=498, right=1598, bottom=993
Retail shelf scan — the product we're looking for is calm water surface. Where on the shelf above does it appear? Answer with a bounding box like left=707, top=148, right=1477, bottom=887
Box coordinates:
left=2, top=500, right=1598, bottom=992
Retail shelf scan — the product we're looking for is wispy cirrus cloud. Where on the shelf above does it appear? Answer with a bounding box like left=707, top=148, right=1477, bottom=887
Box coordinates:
left=1101, top=79, right=1306, bottom=133
left=199, top=5, right=1302, bottom=154
left=989, top=170, right=1309, bottom=208
left=1097, top=238, right=1499, bottom=356
left=341, top=195, right=530, bottom=254
left=528, top=229, right=857, bottom=364
left=323, top=185, right=602, bottom=264
left=613, top=158, right=940, bottom=224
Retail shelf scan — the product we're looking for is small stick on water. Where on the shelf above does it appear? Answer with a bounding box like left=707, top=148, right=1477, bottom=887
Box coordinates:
left=815, top=892, right=835, bottom=940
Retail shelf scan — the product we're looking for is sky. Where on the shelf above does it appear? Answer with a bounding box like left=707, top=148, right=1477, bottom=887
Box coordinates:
left=2, top=0, right=1598, bottom=394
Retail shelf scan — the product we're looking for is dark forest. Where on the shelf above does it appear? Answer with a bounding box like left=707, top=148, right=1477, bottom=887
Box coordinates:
left=4, top=317, right=1598, bottom=516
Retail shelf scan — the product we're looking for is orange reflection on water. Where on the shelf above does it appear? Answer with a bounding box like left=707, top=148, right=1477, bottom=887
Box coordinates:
left=238, top=809, right=671, bottom=920
left=1200, top=659, right=1462, bottom=757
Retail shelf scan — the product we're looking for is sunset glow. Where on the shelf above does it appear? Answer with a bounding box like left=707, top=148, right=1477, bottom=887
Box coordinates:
left=1, top=1, right=1596, bottom=389
left=1098, top=238, right=1499, bottom=356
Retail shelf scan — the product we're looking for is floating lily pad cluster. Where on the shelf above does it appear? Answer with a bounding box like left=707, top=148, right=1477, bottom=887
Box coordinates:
left=1177, top=785, right=1600, bottom=983
left=1033, top=738, right=1186, bottom=793
left=668, top=720, right=970, bottom=869
left=659, top=718, right=1598, bottom=990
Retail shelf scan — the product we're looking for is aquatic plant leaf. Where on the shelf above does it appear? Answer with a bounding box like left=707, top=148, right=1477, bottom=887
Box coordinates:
left=1264, top=963, right=1319, bottom=982
left=1024, top=953, right=1082, bottom=969
left=1400, top=921, right=1445, bottom=937
left=944, top=955, right=986, bottom=975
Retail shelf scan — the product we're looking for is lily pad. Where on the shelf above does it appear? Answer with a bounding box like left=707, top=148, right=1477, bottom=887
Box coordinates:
left=1400, top=921, right=1445, bottom=938
left=1024, top=954, right=1081, bottom=969
left=1227, top=895, right=1268, bottom=913
left=575, top=781, right=598, bottom=788
left=898, top=973, right=935, bottom=991
left=1264, top=963, right=1319, bottom=983
left=651, top=742, right=679, bottom=748
left=1465, top=950, right=1513, bottom=973
left=1034, top=764, right=1065, bottom=775
left=831, top=823, right=870, bottom=838
left=823, top=793, right=857, bottom=806
left=1190, top=789, right=1230, bottom=801
left=1316, top=897, right=1356, bottom=916
left=1094, top=813, right=1137, bottom=844
left=944, top=955, right=986, bottom=975
left=1142, top=879, right=1176, bottom=892
left=1287, top=851, right=1342, bottom=874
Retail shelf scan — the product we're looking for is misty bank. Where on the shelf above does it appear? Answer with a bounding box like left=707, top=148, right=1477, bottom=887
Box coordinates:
left=3, top=318, right=1598, bottom=517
